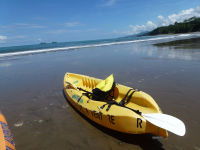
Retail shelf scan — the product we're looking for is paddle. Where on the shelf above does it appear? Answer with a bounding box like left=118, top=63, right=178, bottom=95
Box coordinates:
left=65, top=81, right=186, bottom=136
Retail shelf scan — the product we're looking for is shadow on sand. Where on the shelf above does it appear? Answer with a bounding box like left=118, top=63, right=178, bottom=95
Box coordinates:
left=62, top=90, right=165, bottom=150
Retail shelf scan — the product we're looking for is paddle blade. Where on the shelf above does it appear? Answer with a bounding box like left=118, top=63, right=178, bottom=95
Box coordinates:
left=142, top=113, right=186, bottom=136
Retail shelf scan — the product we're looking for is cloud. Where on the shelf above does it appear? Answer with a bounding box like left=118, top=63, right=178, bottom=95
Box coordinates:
left=10, top=36, right=25, bottom=39
left=105, top=0, right=117, bottom=6
left=116, top=6, right=200, bottom=35
left=13, top=23, right=31, bottom=26
left=28, top=26, right=46, bottom=28
left=0, top=35, right=7, bottom=40
left=0, top=35, right=25, bottom=44
left=44, top=29, right=81, bottom=34
left=121, top=21, right=157, bottom=35
left=44, top=28, right=98, bottom=35
left=0, top=35, right=7, bottom=43
left=63, top=22, right=84, bottom=27
left=157, top=6, right=200, bottom=26
left=146, top=21, right=157, bottom=29
left=12, top=23, right=46, bottom=28
left=0, top=26, right=9, bottom=28
left=98, top=0, right=117, bottom=7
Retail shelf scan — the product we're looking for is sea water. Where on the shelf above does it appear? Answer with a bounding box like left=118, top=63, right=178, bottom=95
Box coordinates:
left=0, top=33, right=200, bottom=58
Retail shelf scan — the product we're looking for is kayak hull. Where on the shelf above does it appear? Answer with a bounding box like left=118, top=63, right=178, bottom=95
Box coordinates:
left=63, top=73, right=168, bottom=138
left=0, top=111, right=16, bottom=150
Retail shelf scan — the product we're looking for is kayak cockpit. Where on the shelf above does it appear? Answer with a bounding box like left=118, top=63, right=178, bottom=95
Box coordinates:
left=65, top=72, right=162, bottom=114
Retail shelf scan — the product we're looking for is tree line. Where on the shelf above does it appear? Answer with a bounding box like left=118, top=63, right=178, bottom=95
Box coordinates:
left=149, top=16, right=200, bottom=35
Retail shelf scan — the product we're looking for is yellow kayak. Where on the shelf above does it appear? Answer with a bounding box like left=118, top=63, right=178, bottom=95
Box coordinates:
left=0, top=111, right=16, bottom=150
left=63, top=72, right=168, bottom=138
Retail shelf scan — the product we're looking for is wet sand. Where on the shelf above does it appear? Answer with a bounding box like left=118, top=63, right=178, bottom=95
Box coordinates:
left=0, top=38, right=200, bottom=150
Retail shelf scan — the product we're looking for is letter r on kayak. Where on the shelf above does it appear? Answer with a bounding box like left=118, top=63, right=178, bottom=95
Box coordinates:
left=137, top=118, right=142, bottom=128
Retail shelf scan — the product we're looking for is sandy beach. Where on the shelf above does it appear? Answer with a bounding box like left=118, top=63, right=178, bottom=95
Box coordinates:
left=0, top=37, right=200, bottom=150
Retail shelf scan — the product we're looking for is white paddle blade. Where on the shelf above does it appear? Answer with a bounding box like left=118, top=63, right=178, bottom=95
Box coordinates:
left=142, top=113, right=186, bottom=136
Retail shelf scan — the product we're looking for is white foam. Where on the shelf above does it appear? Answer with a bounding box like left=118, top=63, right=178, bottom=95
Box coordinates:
left=1, top=34, right=200, bottom=58
left=14, top=121, right=23, bottom=127
left=176, top=34, right=191, bottom=37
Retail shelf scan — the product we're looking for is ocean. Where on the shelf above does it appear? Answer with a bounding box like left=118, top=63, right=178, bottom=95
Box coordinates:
left=1, top=33, right=200, bottom=58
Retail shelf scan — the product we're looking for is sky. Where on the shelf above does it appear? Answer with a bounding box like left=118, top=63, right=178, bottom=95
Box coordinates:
left=0, top=0, right=200, bottom=47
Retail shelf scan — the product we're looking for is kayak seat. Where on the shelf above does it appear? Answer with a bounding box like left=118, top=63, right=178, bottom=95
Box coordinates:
left=90, top=74, right=116, bottom=101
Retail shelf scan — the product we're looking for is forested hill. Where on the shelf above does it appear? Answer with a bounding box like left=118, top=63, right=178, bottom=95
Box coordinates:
left=149, top=16, right=200, bottom=35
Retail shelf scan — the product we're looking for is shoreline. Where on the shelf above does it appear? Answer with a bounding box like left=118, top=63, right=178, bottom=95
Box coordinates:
left=149, top=31, right=200, bottom=37
left=138, top=31, right=200, bottom=37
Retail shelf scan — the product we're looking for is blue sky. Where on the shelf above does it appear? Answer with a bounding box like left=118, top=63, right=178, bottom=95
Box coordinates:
left=0, top=0, right=200, bottom=47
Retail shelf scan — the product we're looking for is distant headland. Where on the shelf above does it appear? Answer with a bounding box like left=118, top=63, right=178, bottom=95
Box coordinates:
left=140, top=16, right=200, bottom=36
left=40, top=42, right=57, bottom=44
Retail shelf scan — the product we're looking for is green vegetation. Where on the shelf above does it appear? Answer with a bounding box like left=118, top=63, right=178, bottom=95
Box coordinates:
left=149, top=16, right=200, bottom=35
